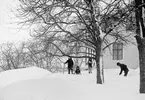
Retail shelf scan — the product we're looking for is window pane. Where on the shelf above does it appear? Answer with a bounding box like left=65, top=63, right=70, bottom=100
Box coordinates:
left=113, top=50, right=117, bottom=60
left=118, top=43, right=123, bottom=49
left=113, top=55, right=117, bottom=60
left=113, top=43, right=118, bottom=49
left=113, top=50, right=117, bottom=56
left=118, top=50, right=123, bottom=60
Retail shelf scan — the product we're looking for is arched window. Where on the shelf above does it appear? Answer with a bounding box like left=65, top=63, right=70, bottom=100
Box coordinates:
left=113, top=42, right=123, bottom=60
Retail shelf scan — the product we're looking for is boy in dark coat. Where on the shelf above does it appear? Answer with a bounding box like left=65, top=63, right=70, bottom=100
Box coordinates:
left=75, top=66, right=81, bottom=74
left=64, top=57, right=74, bottom=74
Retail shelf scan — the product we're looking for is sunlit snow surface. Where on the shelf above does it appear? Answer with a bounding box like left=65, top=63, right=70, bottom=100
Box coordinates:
left=0, top=67, right=144, bottom=100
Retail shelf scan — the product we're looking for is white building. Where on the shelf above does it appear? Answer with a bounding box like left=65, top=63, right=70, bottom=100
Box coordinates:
left=103, top=32, right=139, bottom=69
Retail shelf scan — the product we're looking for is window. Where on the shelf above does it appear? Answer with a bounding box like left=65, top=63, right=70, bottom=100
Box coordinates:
left=113, top=42, right=123, bottom=60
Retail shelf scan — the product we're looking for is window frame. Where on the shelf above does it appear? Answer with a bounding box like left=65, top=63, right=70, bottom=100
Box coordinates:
left=112, top=42, right=123, bottom=60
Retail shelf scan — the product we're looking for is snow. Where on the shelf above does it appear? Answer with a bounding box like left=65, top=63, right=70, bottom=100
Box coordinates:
left=0, top=67, right=145, bottom=100
left=0, top=66, right=51, bottom=87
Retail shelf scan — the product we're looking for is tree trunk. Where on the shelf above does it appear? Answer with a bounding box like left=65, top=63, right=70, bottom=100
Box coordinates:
left=134, top=0, right=145, bottom=93
left=95, top=37, right=103, bottom=84
left=101, top=51, right=104, bottom=83
left=135, top=36, right=145, bottom=93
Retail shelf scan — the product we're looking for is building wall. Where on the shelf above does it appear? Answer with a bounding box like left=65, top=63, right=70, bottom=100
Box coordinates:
left=103, top=37, right=139, bottom=69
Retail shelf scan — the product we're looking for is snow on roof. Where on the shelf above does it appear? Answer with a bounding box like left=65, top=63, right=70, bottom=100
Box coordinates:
left=0, top=66, right=51, bottom=87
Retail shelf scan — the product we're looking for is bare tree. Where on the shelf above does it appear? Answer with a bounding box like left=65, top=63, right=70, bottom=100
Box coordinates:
left=15, top=0, right=133, bottom=84
left=0, top=43, right=20, bottom=70
left=134, top=0, right=145, bottom=93
left=0, top=41, right=62, bottom=72
left=0, top=41, right=31, bottom=70
left=23, top=40, right=62, bottom=72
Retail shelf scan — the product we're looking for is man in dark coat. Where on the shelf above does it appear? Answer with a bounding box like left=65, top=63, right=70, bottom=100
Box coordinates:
left=117, top=62, right=129, bottom=76
left=64, top=57, right=74, bottom=74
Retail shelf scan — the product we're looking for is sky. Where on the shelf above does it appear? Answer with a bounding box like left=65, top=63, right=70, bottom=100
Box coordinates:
left=0, top=0, right=133, bottom=44
left=0, top=66, right=144, bottom=100
left=0, top=0, right=30, bottom=44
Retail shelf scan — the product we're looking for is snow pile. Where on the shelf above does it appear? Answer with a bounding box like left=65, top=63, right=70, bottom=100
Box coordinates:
left=0, top=67, right=145, bottom=100
left=0, top=78, right=84, bottom=100
left=0, top=66, right=51, bottom=87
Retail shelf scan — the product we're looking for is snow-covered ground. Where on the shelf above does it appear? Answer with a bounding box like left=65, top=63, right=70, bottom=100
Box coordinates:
left=0, top=66, right=144, bottom=100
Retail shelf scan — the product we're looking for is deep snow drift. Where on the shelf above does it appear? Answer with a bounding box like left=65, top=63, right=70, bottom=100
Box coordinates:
left=0, top=67, right=51, bottom=87
left=0, top=66, right=144, bottom=100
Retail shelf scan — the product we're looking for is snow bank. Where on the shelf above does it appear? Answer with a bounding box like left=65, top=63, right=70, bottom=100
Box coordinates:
left=0, top=66, right=51, bottom=87
left=0, top=67, right=144, bottom=100
left=0, top=78, right=84, bottom=100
